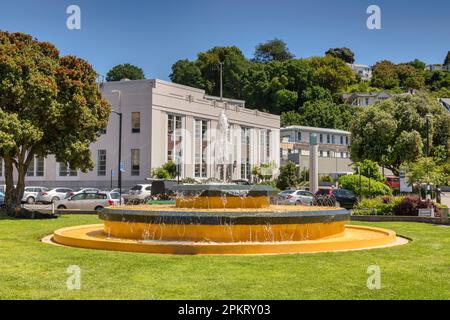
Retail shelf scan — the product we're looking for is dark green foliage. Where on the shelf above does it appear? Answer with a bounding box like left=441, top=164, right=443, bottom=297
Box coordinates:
left=106, top=63, right=145, bottom=81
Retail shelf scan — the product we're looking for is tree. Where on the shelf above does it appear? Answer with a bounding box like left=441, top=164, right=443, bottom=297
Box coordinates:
left=405, top=157, right=447, bottom=187
left=350, top=93, right=450, bottom=175
left=352, top=160, right=384, bottom=182
left=444, top=51, right=450, bottom=66
left=396, top=63, right=425, bottom=90
left=325, top=47, right=355, bottom=64
left=408, top=59, right=426, bottom=71
left=0, top=31, right=110, bottom=212
left=254, top=38, right=294, bottom=63
left=280, top=111, right=303, bottom=127
left=308, top=56, right=356, bottom=93
left=297, top=100, right=355, bottom=130
left=338, top=175, right=391, bottom=197
left=371, top=60, right=400, bottom=89
left=276, top=161, right=299, bottom=190
left=106, top=63, right=145, bottom=81
left=170, top=59, right=204, bottom=89
left=272, top=89, right=298, bottom=114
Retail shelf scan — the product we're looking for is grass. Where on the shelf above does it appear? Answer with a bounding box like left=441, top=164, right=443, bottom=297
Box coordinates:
left=0, top=214, right=449, bottom=300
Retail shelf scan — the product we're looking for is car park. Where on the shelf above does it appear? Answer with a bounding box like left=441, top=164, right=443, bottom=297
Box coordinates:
left=126, top=184, right=152, bottom=204
left=278, top=189, right=314, bottom=205
left=314, top=188, right=358, bottom=209
left=56, top=191, right=123, bottom=211
left=22, top=186, right=49, bottom=204
left=36, top=187, right=74, bottom=204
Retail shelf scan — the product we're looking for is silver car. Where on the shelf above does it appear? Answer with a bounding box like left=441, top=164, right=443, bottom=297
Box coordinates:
left=65, top=188, right=100, bottom=199
left=22, top=186, right=49, bottom=204
left=55, top=191, right=123, bottom=211
left=126, top=184, right=152, bottom=204
left=278, top=189, right=314, bottom=206
left=36, top=187, right=74, bottom=204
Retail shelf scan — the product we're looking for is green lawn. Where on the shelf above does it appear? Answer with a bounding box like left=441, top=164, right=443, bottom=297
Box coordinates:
left=0, top=214, right=449, bottom=300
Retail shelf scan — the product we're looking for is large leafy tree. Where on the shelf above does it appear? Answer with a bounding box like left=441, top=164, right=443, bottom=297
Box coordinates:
left=396, top=63, right=425, bottom=90
left=106, top=63, right=145, bottom=81
left=325, top=47, right=355, bottom=64
left=170, top=59, right=204, bottom=89
left=371, top=60, right=400, bottom=89
left=0, top=31, right=110, bottom=212
left=254, top=38, right=294, bottom=63
left=350, top=93, right=450, bottom=175
left=308, top=56, right=356, bottom=93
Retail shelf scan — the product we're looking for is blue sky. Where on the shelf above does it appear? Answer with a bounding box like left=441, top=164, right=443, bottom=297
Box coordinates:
left=1, top=0, right=449, bottom=80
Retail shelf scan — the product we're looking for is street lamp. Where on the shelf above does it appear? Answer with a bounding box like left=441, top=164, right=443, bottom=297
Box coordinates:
left=219, top=61, right=224, bottom=101
left=111, top=90, right=123, bottom=205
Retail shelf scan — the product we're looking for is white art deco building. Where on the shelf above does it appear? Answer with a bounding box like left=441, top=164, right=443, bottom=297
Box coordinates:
left=0, top=79, right=280, bottom=189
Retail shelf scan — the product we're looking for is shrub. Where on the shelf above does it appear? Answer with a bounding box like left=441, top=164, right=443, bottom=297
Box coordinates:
left=353, top=197, right=396, bottom=216
left=152, top=167, right=171, bottom=179
left=276, top=161, right=299, bottom=190
left=338, top=174, right=391, bottom=197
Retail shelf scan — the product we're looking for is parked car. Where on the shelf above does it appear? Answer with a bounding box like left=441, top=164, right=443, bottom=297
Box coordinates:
left=36, top=187, right=74, bottom=204
left=0, top=191, right=4, bottom=207
left=385, top=176, right=400, bottom=190
left=56, top=191, right=123, bottom=211
left=22, top=186, right=49, bottom=204
left=126, top=184, right=152, bottom=204
left=65, top=188, right=100, bottom=199
left=278, top=189, right=314, bottom=205
left=314, top=188, right=358, bottom=209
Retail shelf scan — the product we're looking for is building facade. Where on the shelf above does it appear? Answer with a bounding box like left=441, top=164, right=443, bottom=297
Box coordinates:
left=348, top=64, right=373, bottom=81
left=0, top=79, right=280, bottom=189
left=280, top=126, right=353, bottom=178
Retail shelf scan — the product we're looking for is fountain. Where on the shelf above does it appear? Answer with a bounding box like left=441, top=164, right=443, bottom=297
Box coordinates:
left=50, top=184, right=402, bottom=255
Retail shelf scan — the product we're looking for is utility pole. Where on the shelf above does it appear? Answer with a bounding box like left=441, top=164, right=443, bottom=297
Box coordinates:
left=219, top=61, right=224, bottom=101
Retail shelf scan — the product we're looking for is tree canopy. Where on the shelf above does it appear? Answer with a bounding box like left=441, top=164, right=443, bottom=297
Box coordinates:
left=106, top=63, right=145, bottom=81
left=254, top=38, right=294, bottom=63
left=325, top=47, right=355, bottom=64
left=0, top=31, right=110, bottom=211
left=350, top=93, right=450, bottom=175
left=444, top=51, right=450, bottom=66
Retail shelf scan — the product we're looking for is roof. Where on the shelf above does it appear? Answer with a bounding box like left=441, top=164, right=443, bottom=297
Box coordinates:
left=281, top=125, right=350, bottom=135
left=440, top=98, right=450, bottom=111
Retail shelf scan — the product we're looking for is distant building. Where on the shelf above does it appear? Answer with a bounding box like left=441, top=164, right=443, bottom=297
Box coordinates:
left=426, top=64, right=450, bottom=72
left=342, top=91, right=393, bottom=106
left=348, top=64, right=373, bottom=81
left=440, top=98, right=450, bottom=111
left=280, top=126, right=353, bottom=179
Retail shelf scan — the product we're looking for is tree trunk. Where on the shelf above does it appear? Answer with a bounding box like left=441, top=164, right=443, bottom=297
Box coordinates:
left=3, top=156, right=17, bottom=215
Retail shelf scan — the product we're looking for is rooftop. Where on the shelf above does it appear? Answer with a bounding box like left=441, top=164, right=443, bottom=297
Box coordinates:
left=281, top=125, right=350, bottom=135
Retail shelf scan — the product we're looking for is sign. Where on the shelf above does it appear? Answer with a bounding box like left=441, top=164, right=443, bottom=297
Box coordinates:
left=399, top=170, right=413, bottom=193
left=418, top=208, right=435, bottom=218
left=120, top=162, right=125, bottom=173
left=111, top=169, right=115, bottom=177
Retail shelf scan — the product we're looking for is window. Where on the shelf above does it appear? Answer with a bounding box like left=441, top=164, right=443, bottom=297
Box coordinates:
left=59, top=163, right=77, bottom=177
left=331, top=135, right=336, bottom=144
left=194, top=119, right=208, bottom=178
left=259, top=129, right=270, bottom=164
left=319, top=134, right=323, bottom=143
left=132, top=112, right=140, bottom=133
left=326, top=134, right=331, bottom=144
left=340, top=136, right=344, bottom=145
left=27, top=157, right=45, bottom=177
left=167, top=114, right=183, bottom=174
left=297, top=131, right=302, bottom=141
left=131, top=149, right=140, bottom=176
left=98, top=150, right=107, bottom=176
left=241, top=127, right=251, bottom=180
left=346, top=136, right=349, bottom=145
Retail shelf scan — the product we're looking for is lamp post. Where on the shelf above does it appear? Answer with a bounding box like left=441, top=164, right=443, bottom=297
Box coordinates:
left=111, top=90, right=123, bottom=205
left=357, top=165, right=362, bottom=202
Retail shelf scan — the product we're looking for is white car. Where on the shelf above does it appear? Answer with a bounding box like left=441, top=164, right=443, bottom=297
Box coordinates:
left=56, top=191, right=123, bottom=211
left=36, top=187, right=74, bottom=204
left=125, top=184, right=152, bottom=204
left=278, top=189, right=314, bottom=206
left=65, top=188, right=100, bottom=199
left=22, top=186, right=49, bottom=204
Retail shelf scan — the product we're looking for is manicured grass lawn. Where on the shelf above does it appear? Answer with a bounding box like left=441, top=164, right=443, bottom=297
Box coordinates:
left=0, top=214, right=449, bottom=300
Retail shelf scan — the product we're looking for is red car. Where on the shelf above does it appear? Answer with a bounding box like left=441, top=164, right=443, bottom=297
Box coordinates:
left=385, top=176, right=400, bottom=189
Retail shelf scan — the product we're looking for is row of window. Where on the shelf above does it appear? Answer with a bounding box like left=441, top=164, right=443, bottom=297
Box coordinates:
left=294, top=132, right=350, bottom=145
left=285, top=149, right=350, bottom=159
left=97, top=149, right=140, bottom=177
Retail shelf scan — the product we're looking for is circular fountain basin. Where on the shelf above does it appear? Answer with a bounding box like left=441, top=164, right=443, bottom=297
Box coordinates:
left=99, top=206, right=349, bottom=242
